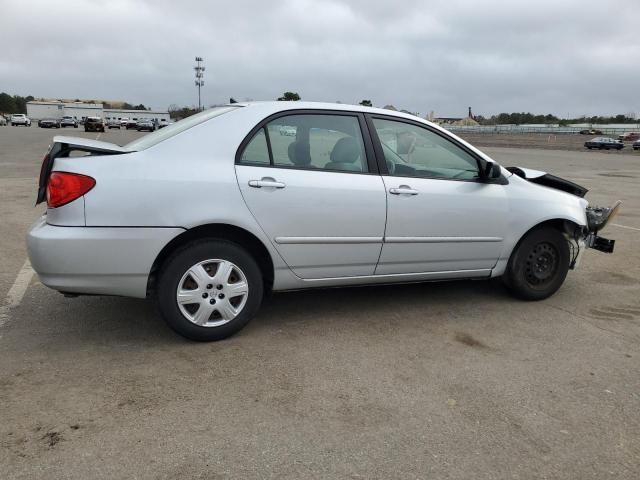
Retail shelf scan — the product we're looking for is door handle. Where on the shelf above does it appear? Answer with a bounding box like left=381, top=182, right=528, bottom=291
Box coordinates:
left=389, top=185, right=418, bottom=195
left=248, top=177, right=286, bottom=189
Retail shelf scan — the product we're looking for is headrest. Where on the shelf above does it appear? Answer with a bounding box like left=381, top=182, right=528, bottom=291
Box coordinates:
left=330, top=137, right=360, bottom=164
left=287, top=141, right=311, bottom=166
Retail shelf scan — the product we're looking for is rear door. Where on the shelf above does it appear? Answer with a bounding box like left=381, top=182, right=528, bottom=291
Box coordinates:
left=235, top=111, right=386, bottom=279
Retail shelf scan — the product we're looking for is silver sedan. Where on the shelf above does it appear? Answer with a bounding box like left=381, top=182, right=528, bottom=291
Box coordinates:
left=27, top=102, right=619, bottom=340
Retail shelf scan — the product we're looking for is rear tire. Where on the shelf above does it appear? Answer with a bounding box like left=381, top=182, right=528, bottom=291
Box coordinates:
left=156, top=240, right=263, bottom=341
left=503, top=226, right=570, bottom=301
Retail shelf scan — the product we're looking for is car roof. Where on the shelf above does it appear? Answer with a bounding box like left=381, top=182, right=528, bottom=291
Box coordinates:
left=234, top=101, right=428, bottom=123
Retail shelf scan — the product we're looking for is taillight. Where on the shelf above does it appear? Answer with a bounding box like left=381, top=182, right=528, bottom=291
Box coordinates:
left=46, top=172, right=96, bottom=208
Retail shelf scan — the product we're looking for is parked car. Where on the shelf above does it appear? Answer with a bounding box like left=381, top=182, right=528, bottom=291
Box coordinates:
left=107, top=120, right=121, bottom=129
left=158, top=119, right=169, bottom=129
left=27, top=102, right=619, bottom=341
left=11, top=114, right=31, bottom=126
left=38, top=118, right=61, bottom=128
left=0, top=115, right=7, bottom=126
left=617, top=132, right=640, bottom=141
left=84, top=117, right=105, bottom=132
left=279, top=125, right=296, bottom=136
left=120, top=118, right=129, bottom=127
left=584, top=137, right=624, bottom=150
left=60, top=116, right=78, bottom=128
left=126, top=119, right=138, bottom=130
left=579, top=128, right=602, bottom=135
left=633, top=139, right=640, bottom=151
left=136, top=119, right=155, bottom=132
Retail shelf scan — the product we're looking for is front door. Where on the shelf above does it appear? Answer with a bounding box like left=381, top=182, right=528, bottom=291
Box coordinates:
left=235, top=112, right=386, bottom=279
left=369, top=116, right=508, bottom=275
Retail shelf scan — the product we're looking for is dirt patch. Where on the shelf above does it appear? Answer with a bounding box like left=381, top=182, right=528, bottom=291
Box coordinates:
left=589, top=271, right=639, bottom=286
left=598, top=173, right=637, bottom=178
left=589, top=305, right=640, bottom=322
left=41, top=431, right=62, bottom=448
left=454, top=332, right=487, bottom=348
left=456, top=132, right=640, bottom=154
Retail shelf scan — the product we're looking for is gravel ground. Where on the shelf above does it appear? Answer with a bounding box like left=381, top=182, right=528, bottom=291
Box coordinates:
left=456, top=132, right=640, bottom=153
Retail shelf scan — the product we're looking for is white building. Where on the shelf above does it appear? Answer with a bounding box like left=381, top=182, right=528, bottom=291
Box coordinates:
left=27, top=101, right=102, bottom=120
left=103, top=109, right=170, bottom=122
left=26, top=101, right=170, bottom=122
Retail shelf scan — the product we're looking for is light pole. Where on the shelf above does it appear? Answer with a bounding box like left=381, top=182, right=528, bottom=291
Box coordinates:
left=194, top=56, right=205, bottom=111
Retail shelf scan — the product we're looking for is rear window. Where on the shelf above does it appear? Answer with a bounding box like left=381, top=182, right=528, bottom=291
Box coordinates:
left=124, top=106, right=239, bottom=151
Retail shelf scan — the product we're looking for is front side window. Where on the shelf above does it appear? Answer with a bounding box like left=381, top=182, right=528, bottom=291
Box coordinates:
left=372, top=118, right=480, bottom=181
left=239, top=114, right=368, bottom=173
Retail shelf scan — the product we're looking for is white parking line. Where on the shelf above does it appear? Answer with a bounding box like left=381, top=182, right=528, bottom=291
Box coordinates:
left=611, top=223, right=640, bottom=232
left=0, top=259, right=34, bottom=331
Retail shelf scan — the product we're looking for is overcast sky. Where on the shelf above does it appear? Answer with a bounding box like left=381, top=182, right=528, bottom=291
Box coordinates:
left=2, top=0, right=639, bottom=117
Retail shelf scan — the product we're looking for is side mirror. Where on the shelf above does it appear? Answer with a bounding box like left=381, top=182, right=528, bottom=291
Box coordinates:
left=483, top=161, right=501, bottom=180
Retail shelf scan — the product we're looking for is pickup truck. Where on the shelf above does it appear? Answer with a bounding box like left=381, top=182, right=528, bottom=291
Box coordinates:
left=84, top=117, right=105, bottom=133
left=11, top=114, right=31, bottom=127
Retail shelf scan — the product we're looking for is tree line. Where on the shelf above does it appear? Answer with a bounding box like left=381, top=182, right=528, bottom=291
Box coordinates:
left=0, top=93, right=34, bottom=114
left=476, top=112, right=638, bottom=125
left=0, top=92, right=148, bottom=115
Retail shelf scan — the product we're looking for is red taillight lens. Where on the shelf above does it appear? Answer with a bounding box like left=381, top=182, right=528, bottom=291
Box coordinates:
left=46, top=172, right=96, bottom=208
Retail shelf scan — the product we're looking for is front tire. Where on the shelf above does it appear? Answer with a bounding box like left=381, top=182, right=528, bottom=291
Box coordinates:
left=156, top=240, right=263, bottom=341
left=503, top=226, right=570, bottom=301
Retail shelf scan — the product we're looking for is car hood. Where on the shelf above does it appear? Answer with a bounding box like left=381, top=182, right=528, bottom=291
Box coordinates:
left=506, top=166, right=588, bottom=198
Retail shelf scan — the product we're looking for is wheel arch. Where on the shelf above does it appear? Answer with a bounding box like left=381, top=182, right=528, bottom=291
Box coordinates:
left=514, top=217, right=583, bottom=253
left=147, top=223, right=274, bottom=298
left=494, top=216, right=584, bottom=277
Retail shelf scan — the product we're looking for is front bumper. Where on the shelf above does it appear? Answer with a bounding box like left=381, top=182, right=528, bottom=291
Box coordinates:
left=26, top=216, right=183, bottom=298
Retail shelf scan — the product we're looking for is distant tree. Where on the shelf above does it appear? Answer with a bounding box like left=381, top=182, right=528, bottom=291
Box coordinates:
left=0, top=92, right=17, bottom=114
left=121, top=102, right=134, bottom=110
left=103, top=102, right=113, bottom=109
left=359, top=99, right=372, bottom=107
left=13, top=96, right=27, bottom=114
left=277, top=92, right=300, bottom=101
left=168, top=106, right=198, bottom=120
left=133, top=104, right=147, bottom=110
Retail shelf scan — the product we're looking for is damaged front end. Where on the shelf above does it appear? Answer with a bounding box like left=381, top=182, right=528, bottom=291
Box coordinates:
left=507, top=166, right=620, bottom=264
left=584, top=201, right=622, bottom=253
left=566, top=200, right=621, bottom=270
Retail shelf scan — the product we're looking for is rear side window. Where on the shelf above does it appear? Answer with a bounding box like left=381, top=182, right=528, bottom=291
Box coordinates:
left=239, top=114, right=368, bottom=173
left=240, top=128, right=270, bottom=165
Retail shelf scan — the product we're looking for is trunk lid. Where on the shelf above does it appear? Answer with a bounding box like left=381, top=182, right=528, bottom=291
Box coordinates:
left=36, top=136, right=130, bottom=204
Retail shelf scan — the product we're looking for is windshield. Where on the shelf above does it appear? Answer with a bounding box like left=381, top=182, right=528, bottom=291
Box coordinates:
left=124, top=106, right=239, bottom=151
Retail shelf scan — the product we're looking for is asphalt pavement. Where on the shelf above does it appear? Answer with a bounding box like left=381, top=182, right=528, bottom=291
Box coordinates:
left=1, top=126, right=638, bottom=479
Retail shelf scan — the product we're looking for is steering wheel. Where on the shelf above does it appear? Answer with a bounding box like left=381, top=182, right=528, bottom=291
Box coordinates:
left=385, top=157, right=395, bottom=175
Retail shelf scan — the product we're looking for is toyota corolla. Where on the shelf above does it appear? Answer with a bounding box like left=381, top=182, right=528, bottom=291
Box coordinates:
left=27, top=102, right=619, bottom=341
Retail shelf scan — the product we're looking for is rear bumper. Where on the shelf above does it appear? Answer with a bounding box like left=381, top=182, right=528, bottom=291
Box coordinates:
left=26, top=216, right=183, bottom=298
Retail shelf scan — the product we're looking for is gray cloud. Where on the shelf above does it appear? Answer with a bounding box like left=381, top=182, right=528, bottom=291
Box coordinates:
left=2, top=0, right=639, bottom=117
